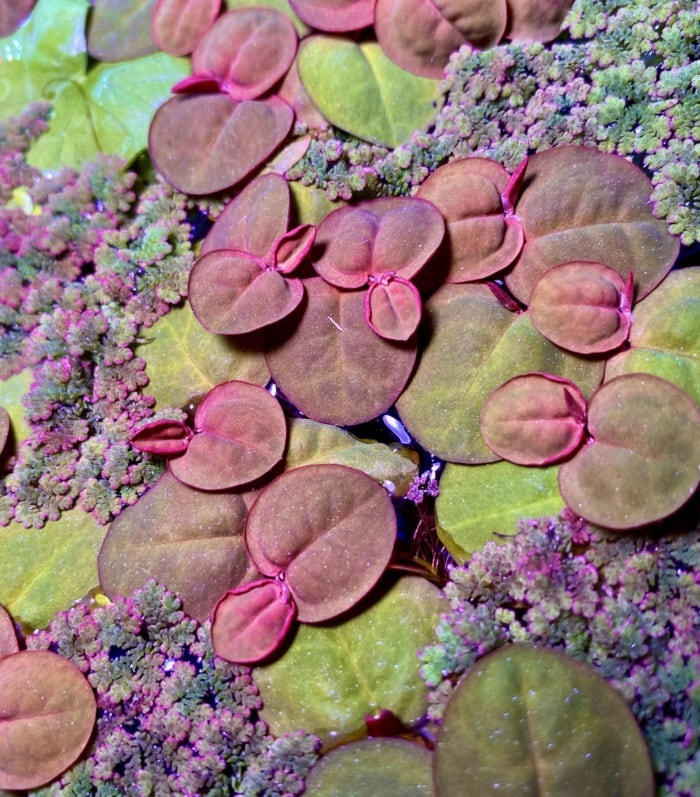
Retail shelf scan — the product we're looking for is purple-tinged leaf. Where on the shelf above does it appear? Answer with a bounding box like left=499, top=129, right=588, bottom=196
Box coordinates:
left=313, top=197, right=444, bottom=288
left=191, top=7, right=297, bottom=101
left=87, top=0, right=158, bottom=61
left=189, top=250, right=305, bottom=334
left=374, top=0, right=507, bottom=78
left=289, top=0, right=375, bottom=31
left=245, top=464, right=396, bottom=622
left=211, top=578, right=297, bottom=664
left=0, top=0, right=34, bottom=37
left=528, top=261, right=633, bottom=354
left=265, top=277, right=417, bottom=425
left=0, top=604, right=18, bottom=658
left=149, top=93, right=293, bottom=195
left=98, top=472, right=257, bottom=622
left=272, top=224, right=317, bottom=274
left=417, top=157, right=525, bottom=282
left=506, top=146, right=680, bottom=304
left=501, top=154, right=528, bottom=215
left=480, top=373, right=587, bottom=465
left=168, top=380, right=287, bottom=490
left=200, top=172, right=291, bottom=258
left=505, top=0, right=574, bottom=42
left=0, top=651, right=96, bottom=790
left=278, top=57, right=329, bottom=130
left=365, top=276, right=422, bottom=341
left=152, top=0, right=221, bottom=56
left=558, top=374, right=700, bottom=529
left=170, top=74, right=222, bottom=94
left=130, top=418, right=192, bottom=456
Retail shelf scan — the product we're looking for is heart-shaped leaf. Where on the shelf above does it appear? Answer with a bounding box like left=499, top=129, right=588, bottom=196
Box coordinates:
left=504, top=0, right=574, bottom=42
left=374, top=0, right=507, bottom=78
left=434, top=644, right=654, bottom=796
left=506, top=146, right=680, bottom=304
left=254, top=576, right=445, bottom=746
left=365, top=277, right=422, bottom=341
left=86, top=0, right=157, bottom=61
left=189, top=250, right=305, bottom=334
left=313, top=197, right=445, bottom=288
left=191, top=7, right=297, bottom=101
left=396, top=284, right=603, bottom=463
left=416, top=157, right=524, bottom=282
left=480, top=373, right=587, bottom=465
left=98, top=471, right=256, bottom=621
left=0, top=605, right=19, bottom=658
left=528, top=262, right=633, bottom=354
left=297, top=35, right=442, bottom=147
left=152, top=0, right=221, bottom=56
left=265, top=277, right=417, bottom=425
left=168, top=380, right=287, bottom=490
left=0, top=650, right=96, bottom=790
left=435, top=460, right=564, bottom=562
left=148, top=93, right=293, bottom=195
left=289, top=0, right=374, bottom=31
left=558, top=374, right=700, bottom=529
left=245, top=464, right=396, bottom=622
left=211, top=578, right=297, bottom=663
left=304, top=738, right=434, bottom=796
left=130, top=418, right=192, bottom=455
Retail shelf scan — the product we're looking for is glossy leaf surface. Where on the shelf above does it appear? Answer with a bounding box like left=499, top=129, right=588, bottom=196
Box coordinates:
left=98, top=472, right=255, bottom=621
left=416, top=157, right=524, bottom=282
left=528, top=261, right=633, bottom=354
left=191, top=7, right=297, bottom=101
left=289, top=0, right=374, bottom=31
left=87, top=0, right=157, bottom=61
left=148, top=94, right=293, bottom=195
left=480, top=373, right=587, bottom=465
left=211, top=578, right=297, bottom=663
left=558, top=374, right=700, bottom=529
left=0, top=650, right=96, bottom=790
left=0, top=605, right=18, bottom=658
left=434, top=644, right=654, bottom=796
left=246, top=464, right=396, bottom=622
left=506, top=146, right=680, bottom=303
left=305, top=738, right=434, bottom=796
left=168, top=380, right=286, bottom=490
left=266, top=278, right=417, bottom=425
left=436, top=461, right=564, bottom=562
left=298, top=36, right=442, bottom=147
left=255, top=577, right=445, bottom=746
left=152, top=0, right=221, bottom=55
left=396, top=284, right=603, bottom=463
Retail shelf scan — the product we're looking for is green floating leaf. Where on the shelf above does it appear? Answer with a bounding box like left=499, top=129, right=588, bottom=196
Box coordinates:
left=396, top=284, right=603, bottom=463
left=558, top=374, right=700, bottom=529
left=0, top=509, right=106, bottom=630
left=305, top=737, right=434, bottom=797
left=434, top=644, right=655, bottom=797
left=436, top=460, right=565, bottom=562
left=285, top=417, right=418, bottom=495
left=297, top=35, right=442, bottom=148
left=0, top=371, right=32, bottom=447
left=137, top=302, right=270, bottom=410
left=255, top=576, right=445, bottom=747
left=98, top=472, right=257, bottom=621
left=605, top=267, right=700, bottom=404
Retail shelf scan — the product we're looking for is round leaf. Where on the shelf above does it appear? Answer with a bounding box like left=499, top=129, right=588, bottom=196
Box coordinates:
left=506, top=146, right=680, bottom=304
left=297, top=35, right=442, bottom=147
left=169, top=380, right=287, bottom=490
left=211, top=578, right=297, bottom=663
left=0, top=650, right=96, bottom=790
left=480, top=373, right=587, bottom=465
left=266, top=277, right=417, bottom=425
left=98, top=471, right=256, bottom=621
left=245, top=464, right=396, bottom=622
left=528, top=261, right=632, bottom=354
left=558, top=374, right=700, bottom=529
left=255, top=576, right=445, bottom=746
left=289, top=0, right=374, bottom=31
left=152, top=0, right=221, bottom=56
left=416, top=157, right=524, bottom=282
left=130, top=418, right=192, bottom=456
left=189, top=250, right=304, bottom=334
left=366, top=277, right=422, bottom=341
left=191, top=7, right=297, bottom=101
left=434, top=644, right=654, bottom=797
left=87, top=0, right=156, bottom=61
left=304, top=738, right=434, bottom=796
left=148, top=93, right=293, bottom=195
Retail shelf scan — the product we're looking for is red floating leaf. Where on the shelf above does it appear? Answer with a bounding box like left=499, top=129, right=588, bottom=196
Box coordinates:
left=211, top=578, right=297, bottom=664
left=289, top=0, right=375, bottom=31
left=0, top=604, right=19, bottom=659
left=0, top=651, right=96, bottom=790
left=505, top=0, right=574, bottom=42
left=480, top=373, right=587, bottom=465
left=365, top=276, right=422, bottom=341
left=130, top=418, right=192, bottom=456
left=272, top=224, right=317, bottom=275
left=0, top=0, right=35, bottom=37
left=152, top=0, right=221, bottom=56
